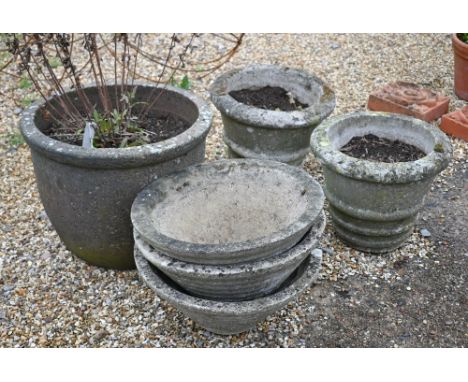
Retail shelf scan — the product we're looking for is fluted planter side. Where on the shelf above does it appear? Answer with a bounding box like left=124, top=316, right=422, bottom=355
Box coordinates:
left=311, top=112, right=452, bottom=253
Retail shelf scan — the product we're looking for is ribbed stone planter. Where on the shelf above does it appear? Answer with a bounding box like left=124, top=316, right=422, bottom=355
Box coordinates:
left=209, top=64, right=336, bottom=165
left=310, top=112, right=452, bottom=253
left=134, top=212, right=325, bottom=301
left=19, top=84, right=212, bottom=269
left=135, top=246, right=322, bottom=335
left=131, top=159, right=325, bottom=265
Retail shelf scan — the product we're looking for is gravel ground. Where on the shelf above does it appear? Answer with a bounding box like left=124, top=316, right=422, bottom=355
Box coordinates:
left=0, top=34, right=466, bottom=347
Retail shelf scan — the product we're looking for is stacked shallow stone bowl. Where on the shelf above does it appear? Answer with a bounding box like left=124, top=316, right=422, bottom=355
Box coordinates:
left=131, top=159, right=325, bottom=335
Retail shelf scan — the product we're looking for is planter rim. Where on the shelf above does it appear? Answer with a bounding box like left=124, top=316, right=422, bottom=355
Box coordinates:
left=209, top=64, right=336, bottom=129
left=453, top=34, right=468, bottom=60
left=310, top=111, right=452, bottom=184
left=131, top=158, right=325, bottom=264
left=19, top=82, right=212, bottom=169
left=134, top=245, right=321, bottom=315
left=134, top=212, right=325, bottom=278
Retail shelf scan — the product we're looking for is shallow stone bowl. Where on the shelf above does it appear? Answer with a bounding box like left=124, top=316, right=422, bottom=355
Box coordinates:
left=135, top=246, right=322, bottom=335
left=134, top=212, right=325, bottom=301
left=131, top=159, right=324, bottom=265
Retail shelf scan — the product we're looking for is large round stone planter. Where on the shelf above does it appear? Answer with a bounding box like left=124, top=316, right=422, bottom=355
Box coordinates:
left=310, top=112, right=452, bottom=253
left=135, top=246, right=322, bottom=335
left=19, top=84, right=212, bottom=269
left=209, top=64, right=336, bottom=165
left=131, top=159, right=325, bottom=265
left=134, top=212, right=325, bottom=301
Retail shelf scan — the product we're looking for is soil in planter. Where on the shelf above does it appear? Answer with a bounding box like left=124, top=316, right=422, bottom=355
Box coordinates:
left=340, top=134, right=426, bottom=163
left=229, top=86, right=309, bottom=111
left=41, top=110, right=191, bottom=148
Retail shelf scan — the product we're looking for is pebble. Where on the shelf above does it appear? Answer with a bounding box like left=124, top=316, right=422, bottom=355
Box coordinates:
left=3, top=285, right=15, bottom=293
left=420, top=229, right=431, bottom=237
left=322, top=247, right=334, bottom=255
left=311, top=248, right=323, bottom=257
left=37, top=210, right=49, bottom=220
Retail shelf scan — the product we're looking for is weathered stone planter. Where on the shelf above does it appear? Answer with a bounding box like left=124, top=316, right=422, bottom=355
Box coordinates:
left=310, top=112, right=452, bottom=253
left=134, top=212, right=325, bottom=301
left=209, top=64, right=336, bottom=165
left=131, top=159, right=325, bottom=265
left=19, top=84, right=212, bottom=269
left=135, top=246, right=322, bottom=335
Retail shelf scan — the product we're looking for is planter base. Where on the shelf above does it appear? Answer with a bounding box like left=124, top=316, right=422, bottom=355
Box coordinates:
left=330, top=206, right=414, bottom=253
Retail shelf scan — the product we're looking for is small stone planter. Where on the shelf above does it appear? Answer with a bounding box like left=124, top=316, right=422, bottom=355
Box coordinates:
left=135, top=246, right=322, bottom=335
left=310, top=112, right=452, bottom=253
left=131, top=159, right=325, bottom=265
left=209, top=64, right=336, bottom=165
left=19, top=84, right=212, bottom=269
left=134, top=212, right=325, bottom=301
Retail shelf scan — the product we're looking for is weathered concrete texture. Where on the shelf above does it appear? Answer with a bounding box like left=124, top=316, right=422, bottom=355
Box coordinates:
left=135, top=246, right=322, bottom=335
left=131, top=159, right=324, bottom=265
left=134, top=212, right=325, bottom=301
left=310, top=111, right=452, bottom=253
left=209, top=64, right=335, bottom=165
left=19, top=83, right=212, bottom=269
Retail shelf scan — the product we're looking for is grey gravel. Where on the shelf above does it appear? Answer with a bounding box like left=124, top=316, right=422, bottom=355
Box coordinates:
left=0, top=34, right=466, bottom=347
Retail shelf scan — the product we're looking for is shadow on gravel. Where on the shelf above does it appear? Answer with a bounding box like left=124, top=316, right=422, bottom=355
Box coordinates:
left=303, top=160, right=467, bottom=347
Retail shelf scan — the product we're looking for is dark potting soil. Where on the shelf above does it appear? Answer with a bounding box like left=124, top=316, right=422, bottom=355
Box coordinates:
left=229, top=86, right=309, bottom=111
left=141, top=113, right=191, bottom=142
left=340, top=134, right=426, bottom=163
left=43, top=111, right=191, bottom=148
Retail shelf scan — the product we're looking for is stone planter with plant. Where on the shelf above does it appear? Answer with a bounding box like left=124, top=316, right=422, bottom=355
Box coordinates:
left=209, top=64, right=335, bottom=166
left=2, top=33, right=243, bottom=269
left=311, top=111, right=452, bottom=253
